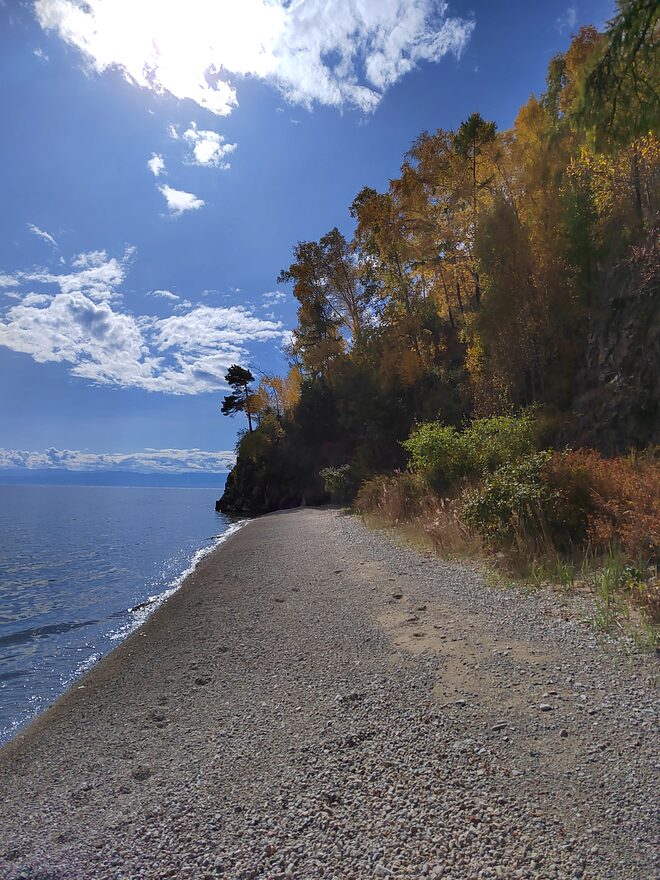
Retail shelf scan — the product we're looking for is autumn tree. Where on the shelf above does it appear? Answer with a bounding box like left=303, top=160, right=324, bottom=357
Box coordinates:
left=277, top=236, right=351, bottom=378
left=450, top=114, right=497, bottom=306
left=218, top=12, right=658, bottom=515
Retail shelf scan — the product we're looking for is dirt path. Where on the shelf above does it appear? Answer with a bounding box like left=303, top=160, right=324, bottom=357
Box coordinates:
left=0, top=508, right=656, bottom=879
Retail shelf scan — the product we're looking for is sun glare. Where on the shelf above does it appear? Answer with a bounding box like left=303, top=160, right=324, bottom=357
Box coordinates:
left=35, top=0, right=473, bottom=114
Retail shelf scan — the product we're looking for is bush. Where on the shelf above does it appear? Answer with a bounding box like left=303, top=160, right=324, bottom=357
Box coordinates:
left=403, top=413, right=538, bottom=491
left=401, top=423, right=463, bottom=490
left=354, top=472, right=478, bottom=555
left=320, top=465, right=359, bottom=505
left=460, top=413, right=538, bottom=474
left=542, top=449, right=660, bottom=563
left=462, top=452, right=552, bottom=547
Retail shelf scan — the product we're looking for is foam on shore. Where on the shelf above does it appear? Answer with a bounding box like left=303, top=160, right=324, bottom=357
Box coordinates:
left=109, top=518, right=250, bottom=644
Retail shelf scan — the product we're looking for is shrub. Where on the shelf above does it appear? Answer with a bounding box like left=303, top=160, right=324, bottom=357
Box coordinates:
left=403, top=412, right=539, bottom=491
left=462, top=452, right=553, bottom=547
left=354, top=472, right=478, bottom=556
left=401, top=423, right=463, bottom=490
left=542, top=449, right=660, bottom=563
left=320, top=465, right=359, bottom=505
left=354, top=472, right=427, bottom=522
left=460, top=413, right=538, bottom=474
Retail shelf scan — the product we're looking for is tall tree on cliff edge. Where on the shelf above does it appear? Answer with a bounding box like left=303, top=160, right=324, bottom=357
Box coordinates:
left=221, top=365, right=256, bottom=433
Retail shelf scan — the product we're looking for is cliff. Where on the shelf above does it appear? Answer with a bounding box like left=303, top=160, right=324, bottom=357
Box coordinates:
left=572, top=239, right=660, bottom=454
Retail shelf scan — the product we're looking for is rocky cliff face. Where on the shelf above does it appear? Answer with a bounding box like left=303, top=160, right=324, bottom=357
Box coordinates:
left=572, top=240, right=659, bottom=454
left=216, top=448, right=328, bottom=515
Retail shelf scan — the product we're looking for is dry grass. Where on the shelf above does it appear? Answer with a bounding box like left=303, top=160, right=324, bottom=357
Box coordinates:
left=354, top=464, right=659, bottom=641
left=354, top=473, right=481, bottom=558
left=543, top=448, right=660, bottom=563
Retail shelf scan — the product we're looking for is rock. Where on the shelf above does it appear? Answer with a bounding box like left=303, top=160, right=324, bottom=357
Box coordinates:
left=572, top=244, right=660, bottom=453
left=539, top=703, right=553, bottom=712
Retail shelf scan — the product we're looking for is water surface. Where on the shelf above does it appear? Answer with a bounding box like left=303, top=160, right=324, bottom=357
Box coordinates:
left=0, top=483, right=237, bottom=742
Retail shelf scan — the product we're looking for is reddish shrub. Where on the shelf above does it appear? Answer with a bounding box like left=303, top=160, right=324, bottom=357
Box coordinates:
left=543, top=450, right=660, bottom=562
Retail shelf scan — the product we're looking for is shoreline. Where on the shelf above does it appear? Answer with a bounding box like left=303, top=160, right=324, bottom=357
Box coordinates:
left=0, top=508, right=656, bottom=879
left=0, top=513, right=249, bottom=747
left=0, top=516, right=253, bottom=762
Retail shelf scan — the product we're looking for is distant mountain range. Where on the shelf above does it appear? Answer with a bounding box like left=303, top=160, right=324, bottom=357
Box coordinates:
left=0, top=469, right=228, bottom=489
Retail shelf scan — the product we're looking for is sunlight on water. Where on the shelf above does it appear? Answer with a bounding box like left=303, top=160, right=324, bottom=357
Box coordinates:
left=0, top=484, right=242, bottom=743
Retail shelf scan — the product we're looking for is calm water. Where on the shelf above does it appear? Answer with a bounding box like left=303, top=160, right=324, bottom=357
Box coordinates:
left=0, top=484, right=241, bottom=743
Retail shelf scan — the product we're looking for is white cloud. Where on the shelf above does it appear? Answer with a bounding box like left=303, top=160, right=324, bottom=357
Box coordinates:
left=20, top=293, right=51, bottom=306
left=148, top=152, right=165, bottom=176
left=556, top=7, right=577, bottom=33
left=48, top=248, right=132, bottom=303
left=181, top=122, right=237, bottom=169
left=34, top=0, right=474, bottom=115
left=149, top=288, right=179, bottom=300
left=1, top=247, right=134, bottom=305
left=0, top=250, right=289, bottom=395
left=159, top=184, right=205, bottom=215
left=262, top=290, right=287, bottom=303
left=153, top=305, right=285, bottom=351
left=0, top=446, right=235, bottom=474
left=33, top=47, right=49, bottom=61
left=27, top=223, right=58, bottom=248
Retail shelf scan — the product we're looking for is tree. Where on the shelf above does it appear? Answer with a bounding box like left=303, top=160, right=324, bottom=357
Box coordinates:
left=221, top=364, right=256, bottom=432
left=278, top=228, right=371, bottom=375
left=576, top=1, right=659, bottom=148
left=277, top=239, right=345, bottom=378
left=451, top=113, right=498, bottom=307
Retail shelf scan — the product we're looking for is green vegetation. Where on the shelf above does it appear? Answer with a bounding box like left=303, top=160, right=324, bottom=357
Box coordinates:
left=320, top=465, right=360, bottom=506
left=218, top=4, right=659, bottom=634
left=220, top=365, right=257, bottom=433
left=402, top=414, right=538, bottom=490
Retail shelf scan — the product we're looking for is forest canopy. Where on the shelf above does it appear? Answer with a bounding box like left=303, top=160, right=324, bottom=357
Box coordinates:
left=219, top=1, right=659, bottom=518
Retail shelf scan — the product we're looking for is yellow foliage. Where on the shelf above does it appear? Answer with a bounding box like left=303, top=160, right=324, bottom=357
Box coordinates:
left=281, top=366, right=302, bottom=415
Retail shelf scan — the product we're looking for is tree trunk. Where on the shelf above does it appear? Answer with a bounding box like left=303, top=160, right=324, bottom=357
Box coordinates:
left=243, top=382, right=254, bottom=432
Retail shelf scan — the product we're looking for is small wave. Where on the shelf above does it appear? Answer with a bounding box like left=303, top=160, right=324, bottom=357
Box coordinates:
left=72, top=651, right=102, bottom=679
left=0, top=669, right=31, bottom=683
left=0, top=619, right=100, bottom=648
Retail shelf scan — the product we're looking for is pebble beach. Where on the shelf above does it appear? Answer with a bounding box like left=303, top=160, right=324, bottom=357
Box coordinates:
left=0, top=508, right=657, bottom=880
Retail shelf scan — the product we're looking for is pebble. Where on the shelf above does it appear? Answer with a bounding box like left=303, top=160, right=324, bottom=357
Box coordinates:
left=0, top=509, right=655, bottom=880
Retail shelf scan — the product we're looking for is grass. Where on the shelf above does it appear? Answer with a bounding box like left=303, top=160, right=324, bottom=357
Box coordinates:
left=354, top=471, right=658, bottom=653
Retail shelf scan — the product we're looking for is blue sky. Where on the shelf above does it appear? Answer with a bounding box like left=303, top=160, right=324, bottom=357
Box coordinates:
left=0, top=0, right=614, bottom=476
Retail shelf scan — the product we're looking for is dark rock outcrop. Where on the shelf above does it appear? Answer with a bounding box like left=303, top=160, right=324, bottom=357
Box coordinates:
left=572, top=239, right=659, bottom=454
left=215, top=451, right=327, bottom=515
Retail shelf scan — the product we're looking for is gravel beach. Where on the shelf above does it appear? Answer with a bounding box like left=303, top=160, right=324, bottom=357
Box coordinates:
left=0, top=508, right=657, bottom=880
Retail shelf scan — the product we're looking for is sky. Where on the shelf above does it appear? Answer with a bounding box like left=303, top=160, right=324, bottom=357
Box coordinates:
left=0, top=0, right=615, bottom=478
